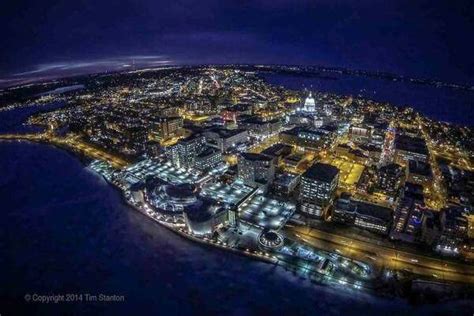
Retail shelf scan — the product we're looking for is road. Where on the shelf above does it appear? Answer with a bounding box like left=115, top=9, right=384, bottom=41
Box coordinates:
left=285, top=225, right=474, bottom=284
left=0, top=133, right=129, bottom=169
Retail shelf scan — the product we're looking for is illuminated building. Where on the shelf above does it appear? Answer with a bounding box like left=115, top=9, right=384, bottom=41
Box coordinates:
left=435, top=206, right=469, bottom=255
left=375, top=163, right=406, bottom=196
left=258, top=230, right=284, bottom=251
left=391, top=183, right=425, bottom=242
left=302, top=92, right=316, bottom=112
left=280, top=127, right=333, bottom=151
left=152, top=116, right=183, bottom=140
left=221, top=104, right=252, bottom=123
left=299, top=163, right=339, bottom=218
left=272, top=172, right=300, bottom=196
left=194, top=147, right=223, bottom=171
left=349, top=125, right=371, bottom=144
left=238, top=117, right=282, bottom=137
left=183, top=198, right=233, bottom=236
left=394, top=134, right=429, bottom=165
left=407, top=160, right=432, bottom=187
left=237, top=152, right=275, bottom=188
left=204, top=127, right=249, bottom=152
left=333, top=195, right=393, bottom=235
left=166, top=133, right=206, bottom=169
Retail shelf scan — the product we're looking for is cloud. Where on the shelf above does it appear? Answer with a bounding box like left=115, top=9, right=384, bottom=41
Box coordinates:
left=0, top=55, right=174, bottom=88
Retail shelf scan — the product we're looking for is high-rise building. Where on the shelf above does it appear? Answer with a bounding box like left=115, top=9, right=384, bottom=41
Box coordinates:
left=299, top=163, right=339, bottom=218
left=194, top=147, right=223, bottom=171
left=152, top=116, right=183, bottom=141
left=391, top=183, right=425, bottom=242
left=435, top=205, right=469, bottom=255
left=394, top=134, right=429, bottom=165
left=407, top=160, right=432, bottom=187
left=166, top=133, right=206, bottom=169
left=376, top=163, right=406, bottom=196
left=237, top=152, right=275, bottom=188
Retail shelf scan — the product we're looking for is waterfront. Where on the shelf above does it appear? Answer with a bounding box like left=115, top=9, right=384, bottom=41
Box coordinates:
left=261, top=72, right=474, bottom=127
left=1, top=72, right=473, bottom=315
left=1, top=141, right=473, bottom=315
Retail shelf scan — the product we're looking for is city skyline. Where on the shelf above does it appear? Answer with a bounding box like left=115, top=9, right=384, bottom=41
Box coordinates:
left=1, top=1, right=474, bottom=315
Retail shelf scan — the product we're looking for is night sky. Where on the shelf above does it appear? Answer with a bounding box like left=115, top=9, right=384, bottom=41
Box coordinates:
left=1, top=0, right=473, bottom=86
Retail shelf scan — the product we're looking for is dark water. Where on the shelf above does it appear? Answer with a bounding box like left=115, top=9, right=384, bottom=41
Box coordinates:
left=262, top=73, right=474, bottom=127
left=0, top=101, right=473, bottom=315
left=0, top=144, right=473, bottom=315
left=0, top=101, right=67, bottom=134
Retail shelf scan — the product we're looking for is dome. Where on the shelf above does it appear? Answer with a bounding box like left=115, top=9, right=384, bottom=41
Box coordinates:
left=183, top=199, right=214, bottom=223
left=304, top=92, right=315, bottom=106
left=164, top=183, right=196, bottom=200
left=183, top=198, right=228, bottom=236
left=157, top=183, right=198, bottom=206
left=258, top=230, right=284, bottom=250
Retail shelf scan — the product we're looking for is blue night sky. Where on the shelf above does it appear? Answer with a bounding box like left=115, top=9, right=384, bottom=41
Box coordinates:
left=1, top=0, right=473, bottom=85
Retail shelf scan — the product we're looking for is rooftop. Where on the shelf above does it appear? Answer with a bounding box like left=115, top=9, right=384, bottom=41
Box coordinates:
left=336, top=199, right=393, bottom=222
left=206, top=127, right=247, bottom=139
left=261, top=143, right=292, bottom=158
left=395, top=134, right=429, bottom=155
left=201, top=180, right=254, bottom=207
left=240, top=152, right=274, bottom=162
left=302, top=162, right=339, bottom=183
left=239, top=195, right=296, bottom=230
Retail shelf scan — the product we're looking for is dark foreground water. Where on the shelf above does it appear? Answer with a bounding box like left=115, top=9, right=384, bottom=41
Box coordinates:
left=262, top=73, right=474, bottom=127
left=1, top=142, right=473, bottom=315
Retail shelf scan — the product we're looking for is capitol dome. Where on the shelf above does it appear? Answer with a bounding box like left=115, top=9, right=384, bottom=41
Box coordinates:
left=303, top=92, right=316, bottom=112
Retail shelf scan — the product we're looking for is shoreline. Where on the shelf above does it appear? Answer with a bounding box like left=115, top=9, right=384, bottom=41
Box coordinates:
left=1, top=137, right=473, bottom=304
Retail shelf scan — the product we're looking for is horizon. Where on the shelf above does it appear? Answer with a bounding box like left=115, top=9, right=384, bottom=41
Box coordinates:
left=2, top=61, right=474, bottom=91
left=1, top=0, right=474, bottom=87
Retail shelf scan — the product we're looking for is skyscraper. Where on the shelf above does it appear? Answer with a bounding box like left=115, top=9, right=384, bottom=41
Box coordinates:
left=299, top=162, right=339, bottom=218
left=237, top=152, right=275, bottom=189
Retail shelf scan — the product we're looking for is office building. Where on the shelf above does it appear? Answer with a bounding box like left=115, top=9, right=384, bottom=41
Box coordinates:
left=204, top=127, right=249, bottom=152
left=237, top=152, right=275, bottom=188
left=375, top=163, right=406, bottom=196
left=152, top=116, right=183, bottom=140
left=280, top=127, right=334, bottom=151
left=166, top=133, right=206, bottom=169
left=299, top=163, right=339, bottom=218
left=194, top=147, right=223, bottom=171
left=272, top=172, right=300, bottom=196
left=238, top=117, right=281, bottom=137
left=333, top=195, right=393, bottom=235
left=394, top=134, right=429, bottom=164
left=435, top=206, right=469, bottom=255
left=407, top=160, right=432, bottom=187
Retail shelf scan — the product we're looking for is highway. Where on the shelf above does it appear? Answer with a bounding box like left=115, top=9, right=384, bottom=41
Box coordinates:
left=285, top=225, right=474, bottom=284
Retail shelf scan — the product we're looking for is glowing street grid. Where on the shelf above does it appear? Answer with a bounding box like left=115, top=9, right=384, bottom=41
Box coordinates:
left=125, top=159, right=203, bottom=184
left=200, top=180, right=254, bottom=206
left=239, top=196, right=296, bottom=231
